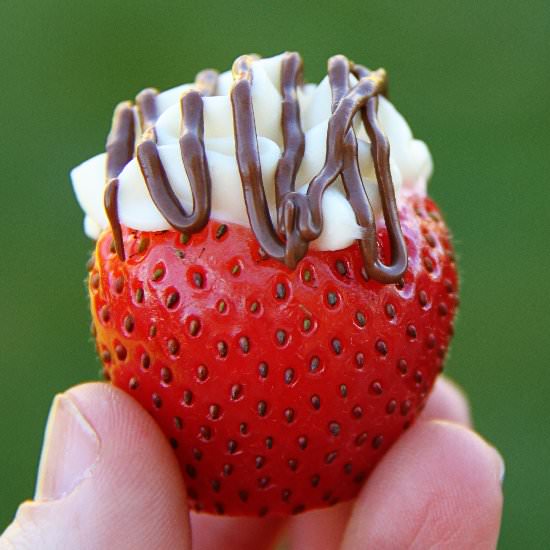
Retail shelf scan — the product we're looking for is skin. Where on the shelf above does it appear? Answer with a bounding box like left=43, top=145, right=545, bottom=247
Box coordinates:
left=0, top=377, right=503, bottom=550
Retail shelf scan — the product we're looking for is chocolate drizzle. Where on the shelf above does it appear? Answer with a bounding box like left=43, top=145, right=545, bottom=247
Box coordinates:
left=135, top=89, right=159, bottom=133
left=105, top=101, right=134, bottom=179
left=103, top=53, right=408, bottom=283
left=137, top=90, right=212, bottom=233
left=231, top=55, right=302, bottom=265
left=104, top=178, right=125, bottom=260
left=135, top=88, right=159, bottom=142
left=104, top=101, right=134, bottom=261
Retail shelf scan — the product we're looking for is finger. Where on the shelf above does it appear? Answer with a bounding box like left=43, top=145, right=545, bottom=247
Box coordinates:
left=190, top=512, right=285, bottom=550
left=0, top=383, right=191, bottom=550
left=421, top=376, right=472, bottom=426
left=285, top=501, right=353, bottom=550
left=340, top=421, right=504, bottom=550
left=283, top=376, right=471, bottom=550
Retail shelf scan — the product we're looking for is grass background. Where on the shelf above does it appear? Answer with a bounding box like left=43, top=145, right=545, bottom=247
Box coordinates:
left=1, top=1, right=549, bottom=547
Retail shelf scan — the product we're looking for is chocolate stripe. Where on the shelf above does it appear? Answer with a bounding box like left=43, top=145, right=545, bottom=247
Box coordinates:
left=135, top=88, right=159, bottom=134
left=303, top=71, right=385, bottom=235
left=353, top=63, right=389, bottom=98
left=105, top=101, right=135, bottom=180
left=361, top=96, right=407, bottom=281
left=104, top=101, right=137, bottom=260
left=231, top=56, right=288, bottom=263
left=137, top=91, right=212, bottom=234
left=104, top=178, right=125, bottom=260
left=275, top=53, right=305, bottom=214
left=327, top=57, right=378, bottom=276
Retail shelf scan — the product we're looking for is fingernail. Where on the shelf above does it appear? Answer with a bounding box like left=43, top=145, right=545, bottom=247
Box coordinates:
left=497, top=454, right=506, bottom=485
left=34, top=394, right=100, bottom=501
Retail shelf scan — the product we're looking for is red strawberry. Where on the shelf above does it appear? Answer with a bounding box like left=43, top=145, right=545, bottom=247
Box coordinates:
left=88, top=194, right=458, bottom=517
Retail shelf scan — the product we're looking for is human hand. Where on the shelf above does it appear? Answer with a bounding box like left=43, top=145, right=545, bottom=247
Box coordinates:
left=0, top=378, right=503, bottom=549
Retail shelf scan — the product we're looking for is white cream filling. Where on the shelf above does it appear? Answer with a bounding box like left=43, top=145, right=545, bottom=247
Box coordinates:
left=71, top=53, right=432, bottom=250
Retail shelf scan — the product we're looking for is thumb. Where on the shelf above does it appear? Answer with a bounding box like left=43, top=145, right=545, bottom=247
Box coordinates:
left=1, top=383, right=191, bottom=550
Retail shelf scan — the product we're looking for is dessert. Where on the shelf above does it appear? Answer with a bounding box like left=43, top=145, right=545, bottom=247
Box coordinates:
left=72, top=52, right=458, bottom=516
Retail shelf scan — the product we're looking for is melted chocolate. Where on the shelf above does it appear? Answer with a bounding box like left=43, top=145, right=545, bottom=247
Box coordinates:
left=103, top=53, right=407, bottom=283
left=104, top=101, right=135, bottom=261
left=105, top=101, right=134, bottom=179
left=137, top=90, right=211, bottom=233
left=104, top=178, right=125, bottom=260
left=135, top=88, right=159, bottom=134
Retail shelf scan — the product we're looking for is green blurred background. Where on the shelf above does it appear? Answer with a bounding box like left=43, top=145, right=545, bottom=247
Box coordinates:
left=1, top=0, right=548, bottom=547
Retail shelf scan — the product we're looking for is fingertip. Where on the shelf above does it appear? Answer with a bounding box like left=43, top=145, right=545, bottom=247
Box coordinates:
left=2, top=382, right=191, bottom=550
left=64, top=381, right=146, bottom=424
left=190, top=512, right=285, bottom=550
left=341, top=421, right=503, bottom=550
left=286, top=501, right=353, bottom=550
left=422, top=376, right=472, bottom=426
left=65, top=382, right=192, bottom=546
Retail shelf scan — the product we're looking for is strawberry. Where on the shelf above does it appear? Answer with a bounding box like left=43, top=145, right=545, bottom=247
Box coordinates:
left=88, top=194, right=458, bottom=517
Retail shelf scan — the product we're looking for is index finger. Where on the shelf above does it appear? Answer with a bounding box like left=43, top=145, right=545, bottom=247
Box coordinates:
left=190, top=512, right=285, bottom=550
left=421, top=376, right=472, bottom=426
left=340, top=421, right=504, bottom=550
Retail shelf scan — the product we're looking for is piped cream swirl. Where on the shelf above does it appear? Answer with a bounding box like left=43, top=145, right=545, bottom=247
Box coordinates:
left=71, top=53, right=432, bottom=252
